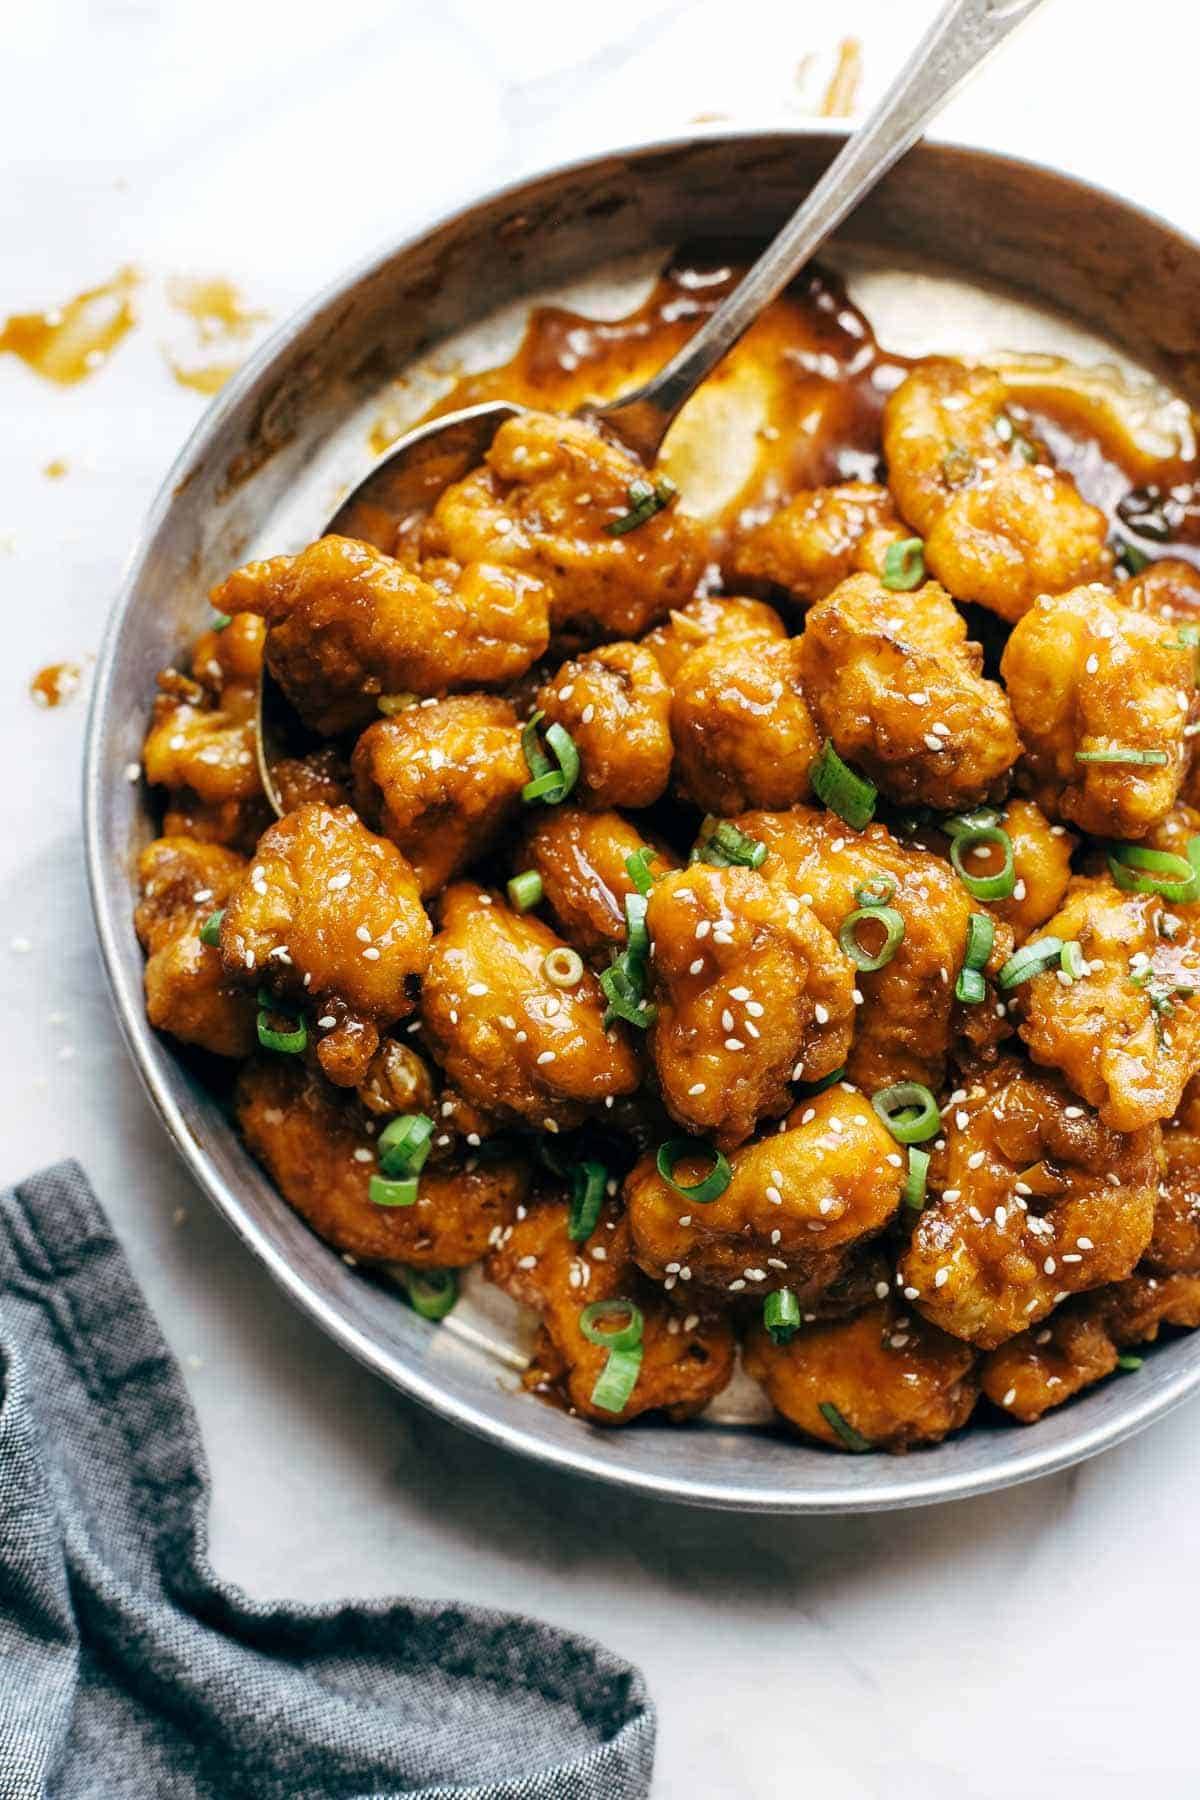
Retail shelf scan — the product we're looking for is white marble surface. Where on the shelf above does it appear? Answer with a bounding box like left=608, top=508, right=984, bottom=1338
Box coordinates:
left=3, top=2, right=1199, bottom=1793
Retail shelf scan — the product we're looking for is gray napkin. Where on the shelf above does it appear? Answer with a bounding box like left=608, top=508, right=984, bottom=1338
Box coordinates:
left=0, top=1162, right=655, bottom=1800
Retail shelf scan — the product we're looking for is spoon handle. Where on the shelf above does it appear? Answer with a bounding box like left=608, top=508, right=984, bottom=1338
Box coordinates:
left=595, top=0, right=1049, bottom=463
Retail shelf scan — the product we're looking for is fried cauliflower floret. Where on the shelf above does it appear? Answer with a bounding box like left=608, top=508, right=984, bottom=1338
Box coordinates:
left=189, top=610, right=267, bottom=691
left=990, top=799, right=1076, bottom=940
left=519, top=808, right=677, bottom=962
left=420, top=882, right=639, bottom=1130
left=626, top=1087, right=903, bottom=1297
left=351, top=696, right=528, bottom=898
left=143, top=666, right=261, bottom=808
left=640, top=594, right=786, bottom=685
left=422, top=410, right=708, bottom=645
left=219, top=803, right=431, bottom=1030
left=981, top=1272, right=1200, bottom=1422
left=883, top=359, right=1110, bottom=621
left=236, top=1057, right=527, bottom=1266
left=486, top=1199, right=735, bottom=1425
left=355, top=1036, right=438, bottom=1120
left=214, top=534, right=549, bottom=736
left=798, top=573, right=1021, bottom=808
left=272, top=747, right=351, bottom=814
left=645, top=864, right=853, bottom=1146
left=671, top=636, right=819, bottom=815
left=134, top=837, right=256, bottom=1058
left=898, top=1058, right=1157, bottom=1348
left=536, top=642, right=672, bottom=810
left=1014, top=876, right=1200, bottom=1131
left=1119, top=556, right=1200, bottom=625
left=724, top=482, right=902, bottom=603
left=742, top=807, right=1007, bottom=1092
left=743, top=1301, right=979, bottom=1453
left=1149, top=1077, right=1200, bottom=1274
left=1001, top=584, right=1195, bottom=838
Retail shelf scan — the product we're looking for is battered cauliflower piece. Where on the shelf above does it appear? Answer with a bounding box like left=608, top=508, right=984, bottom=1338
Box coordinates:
left=743, top=1301, right=979, bottom=1453
left=134, top=837, right=256, bottom=1058
left=640, top=594, right=786, bottom=685
left=143, top=661, right=261, bottom=809
left=486, top=1199, right=735, bottom=1425
left=272, top=747, right=351, bottom=814
left=798, top=573, right=1021, bottom=809
left=236, top=1057, right=527, bottom=1266
left=625, top=1086, right=904, bottom=1298
left=989, top=799, right=1076, bottom=941
left=214, top=534, right=549, bottom=736
left=519, top=808, right=677, bottom=962
left=1001, top=583, right=1195, bottom=838
left=355, top=1036, right=438, bottom=1121
left=883, top=359, right=1110, bottom=621
left=645, top=864, right=853, bottom=1146
left=536, top=642, right=672, bottom=810
left=420, top=882, right=640, bottom=1130
left=1149, top=1077, right=1200, bottom=1274
left=742, top=806, right=1006, bottom=1092
left=1119, top=556, right=1200, bottom=625
left=724, top=482, right=902, bottom=604
left=898, top=1058, right=1158, bottom=1348
left=351, top=696, right=528, bottom=897
left=422, top=410, right=708, bottom=645
left=671, top=636, right=819, bottom=815
left=1014, top=876, right=1200, bottom=1131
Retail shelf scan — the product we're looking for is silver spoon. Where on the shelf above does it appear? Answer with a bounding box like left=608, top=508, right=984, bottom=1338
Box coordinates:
left=257, top=0, right=1046, bottom=811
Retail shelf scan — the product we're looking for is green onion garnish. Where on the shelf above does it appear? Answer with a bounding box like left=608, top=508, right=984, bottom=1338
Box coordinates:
left=377, top=692, right=418, bottom=716
left=819, top=1401, right=872, bottom=1453
left=625, top=848, right=658, bottom=895
left=210, top=611, right=232, bottom=631
left=507, top=870, right=543, bottom=912
left=837, top=904, right=905, bottom=971
left=568, top=1161, right=607, bottom=1242
left=796, top=1065, right=846, bottom=1097
left=943, top=808, right=1002, bottom=838
left=655, top=1138, right=732, bottom=1205
left=882, top=537, right=925, bottom=591
left=255, top=990, right=307, bottom=1055
left=764, top=1288, right=801, bottom=1345
left=377, top=1112, right=434, bottom=1178
left=1108, top=839, right=1200, bottom=904
left=1116, top=1353, right=1144, bottom=1372
left=580, top=1297, right=645, bottom=1351
left=600, top=959, right=656, bottom=1029
left=1059, top=940, right=1085, bottom=983
left=855, top=874, right=896, bottom=906
left=949, top=824, right=1015, bottom=901
left=521, top=710, right=580, bottom=805
left=590, top=1344, right=644, bottom=1413
left=954, top=967, right=986, bottom=1005
left=369, top=1173, right=419, bottom=1207
left=403, top=1267, right=457, bottom=1319
left=1075, top=747, right=1169, bottom=766
left=624, top=893, right=650, bottom=960
left=199, top=908, right=224, bottom=947
left=542, top=946, right=584, bottom=988
left=604, top=475, right=678, bottom=538
left=693, top=817, right=768, bottom=869
left=903, top=1146, right=930, bottom=1210
left=996, top=936, right=1066, bottom=990
left=1116, top=540, right=1150, bottom=575
left=811, top=742, right=877, bottom=831
left=954, top=912, right=995, bottom=1005
left=871, top=1081, right=940, bottom=1144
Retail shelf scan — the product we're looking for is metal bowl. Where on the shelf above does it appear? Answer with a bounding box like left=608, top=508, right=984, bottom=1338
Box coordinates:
left=85, top=129, right=1200, bottom=1512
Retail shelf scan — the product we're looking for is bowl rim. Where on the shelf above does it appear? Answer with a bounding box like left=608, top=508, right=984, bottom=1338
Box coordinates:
left=84, top=123, right=1200, bottom=1512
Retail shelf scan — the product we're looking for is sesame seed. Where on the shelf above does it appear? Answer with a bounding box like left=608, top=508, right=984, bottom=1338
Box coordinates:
left=580, top=704, right=595, bottom=725
left=317, top=1015, right=336, bottom=1028
left=766, top=1185, right=783, bottom=1206
left=934, top=1268, right=949, bottom=1288
left=536, top=1050, right=556, bottom=1065
left=729, top=1279, right=747, bottom=1292
left=467, top=981, right=488, bottom=996
left=352, top=1148, right=373, bottom=1163
left=1077, top=1236, right=1093, bottom=1250
left=955, top=1110, right=969, bottom=1130
left=688, top=1081, right=706, bottom=1095
left=886, top=1152, right=903, bottom=1168
left=924, top=734, right=945, bottom=753
left=730, top=986, right=750, bottom=1001
left=875, top=1281, right=890, bottom=1299
left=1043, top=1257, right=1056, bottom=1275
left=689, top=958, right=704, bottom=974
left=327, top=871, right=351, bottom=890
left=903, top=1285, right=919, bottom=1300
left=814, top=1003, right=829, bottom=1025
left=362, top=946, right=380, bottom=960
left=516, top=1255, right=537, bottom=1270
left=1003, top=1386, right=1017, bottom=1406
left=801, top=1108, right=816, bottom=1125
left=725, top=1037, right=744, bottom=1051
left=967, top=1150, right=985, bottom=1170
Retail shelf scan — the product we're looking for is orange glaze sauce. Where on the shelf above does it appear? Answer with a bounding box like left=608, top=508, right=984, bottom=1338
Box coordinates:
left=165, top=275, right=268, bottom=395
left=0, top=268, right=140, bottom=383
left=30, top=662, right=83, bottom=708
left=820, top=37, right=863, bottom=117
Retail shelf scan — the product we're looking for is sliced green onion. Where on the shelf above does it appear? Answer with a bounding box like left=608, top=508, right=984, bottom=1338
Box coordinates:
left=1116, top=1353, right=1144, bottom=1372
left=796, top=1065, right=846, bottom=1097
left=605, top=475, right=677, bottom=537
left=369, top=1173, right=419, bottom=1207
left=692, top=818, right=768, bottom=869
left=963, top=912, right=995, bottom=970
left=1108, top=840, right=1200, bottom=905
left=1075, top=747, right=1169, bottom=766
left=811, top=741, right=877, bottom=831
left=655, top=1138, right=732, bottom=1205
left=624, top=893, right=650, bottom=960
left=507, top=870, right=543, bottom=912
left=1116, top=540, right=1151, bottom=575
left=255, top=992, right=307, bottom=1056
left=625, top=848, right=658, bottom=895
left=521, top=712, right=580, bottom=805
left=1059, top=940, right=1085, bottom=983
left=943, top=808, right=1002, bottom=838
left=600, top=960, right=656, bottom=1029
left=996, top=935, right=1066, bottom=990
left=542, top=946, right=584, bottom=988
left=1176, top=623, right=1200, bottom=648
left=580, top=1297, right=645, bottom=1352
left=764, top=1288, right=801, bottom=1345
left=403, top=1267, right=457, bottom=1319
left=954, top=966, right=986, bottom=1006
left=377, top=692, right=418, bottom=716
left=590, top=1344, right=644, bottom=1412
left=568, top=1161, right=607, bottom=1242
left=210, top=611, right=232, bottom=631
left=882, top=536, right=925, bottom=591
left=199, top=908, right=224, bottom=947
left=872, top=1082, right=940, bottom=1144
left=854, top=874, right=896, bottom=906
left=838, top=904, right=905, bottom=971
left=377, top=1112, right=434, bottom=1178
left=819, top=1401, right=873, bottom=1452
left=949, top=825, right=1015, bottom=901
left=903, top=1146, right=930, bottom=1211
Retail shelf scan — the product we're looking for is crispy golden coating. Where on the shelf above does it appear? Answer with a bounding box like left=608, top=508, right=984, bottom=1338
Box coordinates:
left=898, top=1058, right=1158, bottom=1348
left=143, top=666, right=261, bottom=809
left=1118, top=557, right=1200, bottom=625
left=236, top=1057, right=527, bottom=1266
left=798, top=573, right=1021, bottom=808
left=134, top=837, right=257, bottom=1058
left=423, top=410, right=707, bottom=645
left=219, top=803, right=431, bottom=1024
left=536, top=642, right=672, bottom=810
left=420, top=882, right=640, bottom=1130
left=519, top=808, right=677, bottom=961
left=645, top=865, right=853, bottom=1146
left=883, top=359, right=1110, bottom=621
left=272, top=747, right=352, bottom=814
left=486, top=1199, right=735, bottom=1425
left=744, top=1301, right=979, bottom=1452
left=724, top=482, right=902, bottom=604
left=626, top=1087, right=903, bottom=1297
left=1014, top=876, right=1200, bottom=1131
left=743, top=806, right=1006, bottom=1091
left=215, top=534, right=549, bottom=736
left=991, top=798, right=1076, bottom=941
left=1150, top=1077, right=1200, bottom=1274
left=189, top=610, right=267, bottom=690
left=352, top=696, right=527, bottom=897
left=671, top=636, right=818, bottom=815
left=1001, top=584, right=1195, bottom=838
left=640, top=594, right=786, bottom=685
